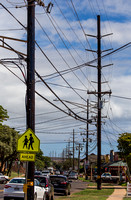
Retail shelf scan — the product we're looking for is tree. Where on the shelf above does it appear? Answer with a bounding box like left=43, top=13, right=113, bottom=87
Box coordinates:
left=0, top=105, right=9, bottom=123
left=35, top=150, right=51, bottom=170
left=0, top=125, right=19, bottom=174
left=117, top=133, right=131, bottom=158
left=117, top=133, right=131, bottom=173
left=127, top=153, right=131, bottom=173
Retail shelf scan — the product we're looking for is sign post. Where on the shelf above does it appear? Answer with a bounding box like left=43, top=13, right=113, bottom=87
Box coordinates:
left=17, top=128, right=40, bottom=200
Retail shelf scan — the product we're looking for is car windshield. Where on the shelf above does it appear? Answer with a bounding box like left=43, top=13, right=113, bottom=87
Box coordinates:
left=35, top=177, right=46, bottom=184
left=50, top=177, right=66, bottom=183
left=34, top=171, right=42, bottom=175
left=70, top=172, right=77, bottom=175
left=102, top=173, right=111, bottom=176
left=9, top=179, right=25, bottom=184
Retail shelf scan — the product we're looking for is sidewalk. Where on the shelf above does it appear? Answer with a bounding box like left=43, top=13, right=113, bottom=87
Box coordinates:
left=106, top=188, right=127, bottom=200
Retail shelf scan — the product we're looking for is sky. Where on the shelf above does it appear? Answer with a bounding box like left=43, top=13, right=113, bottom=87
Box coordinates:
left=0, top=0, right=131, bottom=159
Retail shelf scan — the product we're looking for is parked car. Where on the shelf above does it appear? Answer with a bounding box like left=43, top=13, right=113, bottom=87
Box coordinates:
left=0, top=173, right=9, bottom=184
left=50, top=175, right=71, bottom=196
left=42, top=170, right=50, bottom=177
left=35, top=175, right=54, bottom=200
left=55, top=170, right=60, bottom=175
left=101, top=172, right=112, bottom=182
left=4, top=177, right=46, bottom=200
left=63, top=171, right=69, bottom=177
left=68, top=171, right=78, bottom=180
left=94, top=172, right=123, bottom=183
left=34, top=171, right=42, bottom=175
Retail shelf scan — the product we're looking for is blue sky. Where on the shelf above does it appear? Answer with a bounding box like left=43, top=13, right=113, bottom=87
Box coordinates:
left=0, top=0, right=131, bottom=159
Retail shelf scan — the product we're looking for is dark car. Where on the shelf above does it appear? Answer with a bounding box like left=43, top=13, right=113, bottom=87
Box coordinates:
left=34, top=175, right=54, bottom=200
left=50, top=175, right=71, bottom=196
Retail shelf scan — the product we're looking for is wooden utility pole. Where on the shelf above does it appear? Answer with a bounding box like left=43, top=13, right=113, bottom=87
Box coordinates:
left=73, top=129, right=75, bottom=170
left=26, top=0, right=35, bottom=199
left=87, top=15, right=112, bottom=190
left=85, top=99, right=89, bottom=180
left=97, top=15, right=102, bottom=190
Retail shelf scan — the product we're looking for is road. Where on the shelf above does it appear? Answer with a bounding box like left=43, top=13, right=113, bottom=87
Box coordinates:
left=0, top=184, right=4, bottom=200
left=55, top=179, right=88, bottom=198
left=0, top=180, right=88, bottom=199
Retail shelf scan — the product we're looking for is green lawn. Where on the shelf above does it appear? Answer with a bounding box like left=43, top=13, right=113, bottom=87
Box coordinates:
left=55, top=189, right=114, bottom=200
left=9, top=171, right=25, bottom=179
left=124, top=197, right=131, bottom=200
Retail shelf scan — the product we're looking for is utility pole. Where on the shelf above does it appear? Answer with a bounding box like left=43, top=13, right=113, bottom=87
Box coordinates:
left=87, top=15, right=112, bottom=190
left=85, top=99, right=89, bottom=180
left=68, top=141, right=70, bottom=159
left=26, top=0, right=35, bottom=199
left=73, top=129, right=75, bottom=170
left=78, top=144, right=80, bottom=174
left=97, top=15, right=101, bottom=190
left=76, top=144, right=83, bottom=174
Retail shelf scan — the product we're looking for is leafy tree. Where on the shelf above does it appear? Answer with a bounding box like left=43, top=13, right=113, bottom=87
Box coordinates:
left=127, top=153, right=131, bottom=173
left=0, top=105, right=9, bottom=123
left=35, top=158, right=45, bottom=171
left=35, top=150, right=51, bottom=170
left=117, top=133, right=131, bottom=173
left=117, top=133, right=131, bottom=157
left=62, top=159, right=73, bottom=170
left=43, top=156, right=51, bottom=168
left=0, top=125, right=19, bottom=174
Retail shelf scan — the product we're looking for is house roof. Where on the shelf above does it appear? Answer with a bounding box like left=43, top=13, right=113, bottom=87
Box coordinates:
left=109, top=161, right=127, bottom=167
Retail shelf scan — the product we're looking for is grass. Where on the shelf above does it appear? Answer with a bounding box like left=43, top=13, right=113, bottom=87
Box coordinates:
left=9, top=171, right=25, bottom=179
left=55, top=188, right=114, bottom=200
left=78, top=177, right=118, bottom=187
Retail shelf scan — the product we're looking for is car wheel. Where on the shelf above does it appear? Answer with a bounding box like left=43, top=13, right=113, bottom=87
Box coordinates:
left=51, top=195, right=54, bottom=200
left=47, top=194, right=51, bottom=200
left=34, top=193, right=37, bottom=200
left=4, top=198, right=9, bottom=200
left=64, top=189, right=68, bottom=196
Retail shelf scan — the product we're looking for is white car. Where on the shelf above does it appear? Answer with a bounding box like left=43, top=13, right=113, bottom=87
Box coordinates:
left=68, top=171, right=78, bottom=180
left=4, top=177, right=46, bottom=200
left=0, top=173, right=9, bottom=184
left=42, top=170, right=50, bottom=177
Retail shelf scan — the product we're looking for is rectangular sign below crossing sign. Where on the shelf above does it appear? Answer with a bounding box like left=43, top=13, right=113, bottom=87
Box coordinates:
left=20, top=153, right=35, bottom=162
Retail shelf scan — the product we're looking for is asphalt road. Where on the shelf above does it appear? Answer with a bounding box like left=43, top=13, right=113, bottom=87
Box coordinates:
left=55, top=179, right=88, bottom=198
left=0, top=184, right=4, bottom=200
left=0, top=179, right=88, bottom=199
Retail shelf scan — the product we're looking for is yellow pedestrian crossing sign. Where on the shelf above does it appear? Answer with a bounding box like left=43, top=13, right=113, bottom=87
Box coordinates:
left=17, top=128, right=40, bottom=153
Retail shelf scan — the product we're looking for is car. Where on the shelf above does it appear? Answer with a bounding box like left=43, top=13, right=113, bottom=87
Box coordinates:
left=50, top=175, right=71, bottom=196
left=42, top=170, right=50, bottom=177
left=4, top=177, right=46, bottom=200
left=68, top=171, right=78, bottom=180
left=35, top=175, right=54, bottom=200
left=55, top=170, right=60, bottom=175
left=63, top=171, right=69, bottom=177
left=101, top=172, right=112, bottom=181
left=34, top=171, right=42, bottom=175
left=0, top=173, right=9, bottom=184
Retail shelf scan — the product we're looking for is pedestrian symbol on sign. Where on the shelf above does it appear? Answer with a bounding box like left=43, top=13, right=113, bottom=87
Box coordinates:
left=23, top=134, right=34, bottom=150
left=28, top=134, right=34, bottom=150
left=17, top=128, right=40, bottom=153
